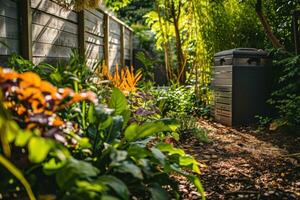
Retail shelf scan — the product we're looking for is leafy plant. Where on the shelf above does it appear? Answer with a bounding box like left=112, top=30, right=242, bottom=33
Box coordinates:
left=0, top=66, right=206, bottom=199
left=153, top=85, right=199, bottom=118
left=267, top=53, right=300, bottom=133
left=177, top=115, right=210, bottom=143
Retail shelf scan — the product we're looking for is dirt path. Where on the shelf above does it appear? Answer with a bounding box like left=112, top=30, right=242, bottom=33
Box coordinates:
left=178, top=119, right=300, bottom=200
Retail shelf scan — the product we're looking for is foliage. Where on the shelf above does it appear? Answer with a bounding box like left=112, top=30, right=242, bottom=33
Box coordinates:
left=152, top=85, right=206, bottom=118
left=8, top=50, right=95, bottom=92
left=127, top=91, right=161, bottom=124
left=177, top=116, right=210, bottom=143
left=116, top=0, right=154, bottom=25
left=267, top=52, right=300, bottom=133
left=102, top=64, right=142, bottom=93
left=55, top=0, right=132, bottom=11
left=0, top=62, right=205, bottom=199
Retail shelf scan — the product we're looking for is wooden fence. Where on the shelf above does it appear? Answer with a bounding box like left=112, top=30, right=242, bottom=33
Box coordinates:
left=0, top=0, right=133, bottom=70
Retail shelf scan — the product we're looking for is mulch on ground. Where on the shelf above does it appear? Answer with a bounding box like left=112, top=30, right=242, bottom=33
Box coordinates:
left=177, top=119, right=300, bottom=200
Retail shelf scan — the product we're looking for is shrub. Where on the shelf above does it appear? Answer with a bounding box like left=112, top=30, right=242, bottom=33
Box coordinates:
left=267, top=52, right=300, bottom=133
left=0, top=64, right=205, bottom=199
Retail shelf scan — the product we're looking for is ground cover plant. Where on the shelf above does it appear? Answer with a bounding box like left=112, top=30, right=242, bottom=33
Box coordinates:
left=0, top=55, right=205, bottom=200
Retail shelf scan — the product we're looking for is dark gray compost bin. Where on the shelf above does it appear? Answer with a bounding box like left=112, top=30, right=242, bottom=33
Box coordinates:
left=211, top=48, right=272, bottom=126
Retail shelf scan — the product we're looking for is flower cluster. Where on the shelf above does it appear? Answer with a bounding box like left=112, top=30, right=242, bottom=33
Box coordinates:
left=0, top=67, right=97, bottom=132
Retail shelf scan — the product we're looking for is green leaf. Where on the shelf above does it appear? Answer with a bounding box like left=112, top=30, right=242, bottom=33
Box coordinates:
left=99, top=116, right=113, bottom=130
left=109, top=88, right=128, bottom=115
left=76, top=180, right=106, bottom=192
left=125, top=119, right=179, bottom=142
left=28, top=137, right=52, bottom=163
left=106, top=116, right=123, bottom=142
left=6, top=121, right=20, bottom=143
left=187, top=175, right=205, bottom=200
left=15, top=130, right=32, bottom=147
left=56, top=158, right=100, bottom=189
left=127, top=145, right=150, bottom=159
left=88, top=104, right=96, bottom=124
left=156, top=143, right=185, bottom=156
left=150, top=147, right=166, bottom=166
left=115, top=161, right=143, bottom=179
left=179, top=156, right=200, bottom=174
left=124, top=123, right=139, bottom=141
left=50, top=72, right=62, bottom=83
left=121, top=109, right=131, bottom=128
left=97, top=176, right=129, bottom=200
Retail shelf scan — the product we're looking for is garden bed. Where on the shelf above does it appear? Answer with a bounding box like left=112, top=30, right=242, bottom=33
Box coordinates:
left=177, top=119, right=300, bottom=200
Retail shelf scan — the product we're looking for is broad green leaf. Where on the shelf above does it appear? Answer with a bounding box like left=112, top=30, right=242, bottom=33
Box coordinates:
left=115, top=161, right=143, bottom=179
left=109, top=88, right=128, bottom=115
left=99, top=116, right=113, bottom=130
left=150, top=147, right=166, bottom=166
left=121, top=109, right=131, bottom=128
left=179, top=156, right=200, bottom=174
left=97, top=175, right=129, bottom=200
left=56, top=158, right=99, bottom=189
left=156, top=143, right=185, bottom=156
left=127, top=145, right=150, bottom=159
left=6, top=121, right=20, bottom=143
left=28, top=137, right=52, bottom=163
left=125, top=119, right=179, bottom=142
left=76, top=180, right=106, bottom=192
left=15, top=130, right=32, bottom=147
left=124, top=123, right=138, bottom=141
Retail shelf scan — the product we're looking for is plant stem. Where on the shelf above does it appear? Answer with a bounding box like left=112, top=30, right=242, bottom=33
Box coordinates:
left=0, top=155, right=36, bottom=200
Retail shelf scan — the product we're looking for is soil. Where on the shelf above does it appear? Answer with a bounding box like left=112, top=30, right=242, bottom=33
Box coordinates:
left=177, top=119, right=300, bottom=200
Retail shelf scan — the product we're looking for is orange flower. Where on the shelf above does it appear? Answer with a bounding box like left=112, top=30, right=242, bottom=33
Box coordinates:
left=19, top=72, right=42, bottom=88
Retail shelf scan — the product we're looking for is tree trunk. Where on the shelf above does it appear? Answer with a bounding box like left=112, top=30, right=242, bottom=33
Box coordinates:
left=255, top=0, right=285, bottom=49
left=170, top=0, right=186, bottom=84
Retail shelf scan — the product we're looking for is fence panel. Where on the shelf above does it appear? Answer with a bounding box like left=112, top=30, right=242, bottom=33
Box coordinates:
left=31, top=0, right=78, bottom=64
left=0, top=0, right=133, bottom=68
left=0, top=0, right=19, bottom=65
left=84, top=9, right=104, bottom=67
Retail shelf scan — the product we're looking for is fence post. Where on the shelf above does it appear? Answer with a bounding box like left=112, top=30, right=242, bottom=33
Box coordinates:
left=19, top=0, right=32, bottom=60
left=78, top=10, right=86, bottom=59
left=104, top=14, right=110, bottom=67
left=292, top=10, right=300, bottom=55
left=130, top=31, right=133, bottom=67
left=120, top=25, right=125, bottom=67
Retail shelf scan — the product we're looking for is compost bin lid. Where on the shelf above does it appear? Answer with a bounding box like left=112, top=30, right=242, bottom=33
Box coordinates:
left=214, top=48, right=269, bottom=58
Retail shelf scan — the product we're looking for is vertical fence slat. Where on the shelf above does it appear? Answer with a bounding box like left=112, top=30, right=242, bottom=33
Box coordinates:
left=130, top=31, right=133, bottom=66
left=104, top=14, right=110, bottom=67
left=19, top=0, right=32, bottom=60
left=120, top=25, right=125, bottom=67
left=78, top=10, right=85, bottom=58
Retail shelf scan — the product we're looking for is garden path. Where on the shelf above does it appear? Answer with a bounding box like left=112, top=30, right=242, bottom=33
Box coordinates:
left=177, top=119, right=300, bottom=200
